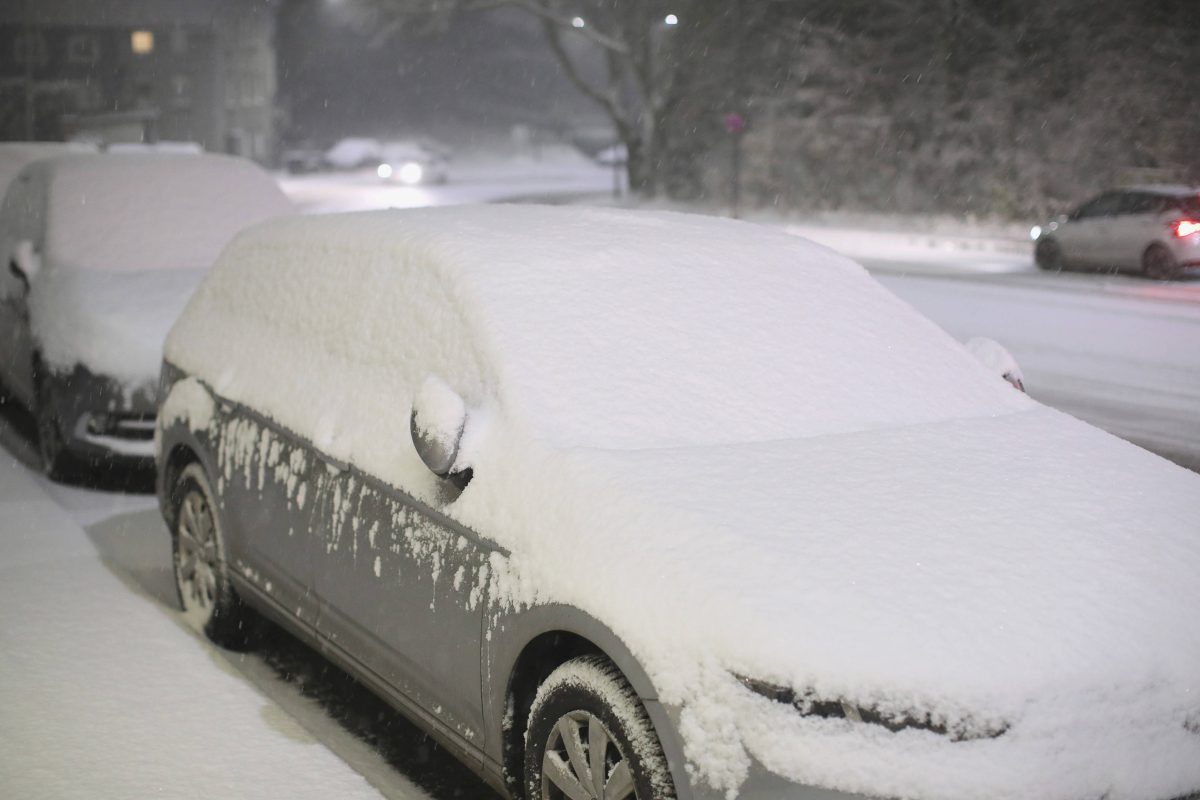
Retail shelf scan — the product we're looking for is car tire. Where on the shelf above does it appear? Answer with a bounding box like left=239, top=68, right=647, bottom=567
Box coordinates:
left=34, top=371, right=70, bottom=480
left=170, top=462, right=259, bottom=649
left=1034, top=238, right=1063, bottom=271
left=1142, top=244, right=1179, bottom=280
left=525, top=655, right=675, bottom=800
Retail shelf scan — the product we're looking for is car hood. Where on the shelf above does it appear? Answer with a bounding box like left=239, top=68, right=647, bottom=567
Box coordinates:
left=475, top=405, right=1200, bottom=714
left=30, top=267, right=206, bottom=397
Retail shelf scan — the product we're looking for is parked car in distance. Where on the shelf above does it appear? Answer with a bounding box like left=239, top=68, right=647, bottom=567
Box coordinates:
left=1032, top=185, right=1200, bottom=279
left=376, top=139, right=450, bottom=185
left=0, top=153, right=293, bottom=476
left=157, top=206, right=1200, bottom=800
left=323, top=137, right=383, bottom=170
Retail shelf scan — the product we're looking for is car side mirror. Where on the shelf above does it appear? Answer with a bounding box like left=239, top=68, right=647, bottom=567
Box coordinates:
left=9, top=240, right=40, bottom=289
left=410, top=376, right=468, bottom=478
left=964, top=337, right=1025, bottom=392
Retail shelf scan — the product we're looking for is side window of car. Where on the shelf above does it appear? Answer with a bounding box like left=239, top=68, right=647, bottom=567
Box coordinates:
left=1118, top=193, right=1158, bottom=216
left=1071, top=194, right=1112, bottom=220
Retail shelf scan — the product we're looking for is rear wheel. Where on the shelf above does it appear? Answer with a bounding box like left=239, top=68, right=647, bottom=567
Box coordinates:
left=1142, top=244, right=1179, bottom=280
left=171, top=462, right=259, bottom=649
left=1034, top=238, right=1063, bottom=271
left=525, top=656, right=675, bottom=800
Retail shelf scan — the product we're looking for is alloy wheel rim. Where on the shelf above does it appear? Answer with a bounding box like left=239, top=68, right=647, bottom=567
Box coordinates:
left=542, top=711, right=636, bottom=800
left=176, top=489, right=220, bottom=619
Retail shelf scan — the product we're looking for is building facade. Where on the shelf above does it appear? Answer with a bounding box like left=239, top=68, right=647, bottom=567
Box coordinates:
left=0, top=0, right=279, bottom=163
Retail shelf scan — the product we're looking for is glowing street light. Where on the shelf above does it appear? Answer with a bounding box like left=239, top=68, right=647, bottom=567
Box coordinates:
left=571, top=16, right=585, bottom=28
left=664, top=13, right=679, bottom=25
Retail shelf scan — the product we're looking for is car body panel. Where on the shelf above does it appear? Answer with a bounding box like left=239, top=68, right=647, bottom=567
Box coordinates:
left=310, top=454, right=489, bottom=744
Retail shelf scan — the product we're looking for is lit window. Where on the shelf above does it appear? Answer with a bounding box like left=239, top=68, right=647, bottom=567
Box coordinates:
left=131, top=30, right=155, bottom=55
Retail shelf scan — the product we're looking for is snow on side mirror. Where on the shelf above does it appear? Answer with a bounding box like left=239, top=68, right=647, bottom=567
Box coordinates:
left=9, top=240, right=40, bottom=288
left=410, top=375, right=468, bottom=478
left=965, top=337, right=1025, bottom=393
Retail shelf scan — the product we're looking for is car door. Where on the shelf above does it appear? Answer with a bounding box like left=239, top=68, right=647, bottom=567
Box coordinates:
left=1104, top=192, right=1159, bottom=269
left=0, top=170, right=44, bottom=406
left=213, top=408, right=322, bottom=629
left=1056, top=192, right=1120, bottom=267
left=311, top=459, right=492, bottom=754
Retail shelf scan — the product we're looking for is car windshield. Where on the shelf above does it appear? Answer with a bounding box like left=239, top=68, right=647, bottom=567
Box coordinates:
left=450, top=210, right=1030, bottom=450
left=46, top=155, right=291, bottom=273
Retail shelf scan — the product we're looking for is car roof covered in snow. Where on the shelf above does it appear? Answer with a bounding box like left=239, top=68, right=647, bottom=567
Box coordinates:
left=0, top=141, right=95, bottom=201
left=27, top=152, right=294, bottom=272
left=170, top=205, right=1029, bottom=456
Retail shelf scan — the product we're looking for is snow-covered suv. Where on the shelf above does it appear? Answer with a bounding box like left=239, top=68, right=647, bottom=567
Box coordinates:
left=156, top=206, right=1200, bottom=800
left=1033, top=185, right=1200, bottom=279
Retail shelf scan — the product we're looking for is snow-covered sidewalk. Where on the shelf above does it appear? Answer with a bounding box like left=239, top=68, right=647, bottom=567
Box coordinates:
left=0, top=454, right=384, bottom=799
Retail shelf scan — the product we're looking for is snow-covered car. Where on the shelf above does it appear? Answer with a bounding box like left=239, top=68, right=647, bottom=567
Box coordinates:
left=323, top=137, right=383, bottom=170
left=0, top=141, right=96, bottom=199
left=0, top=153, right=293, bottom=475
left=156, top=206, right=1200, bottom=800
left=1032, top=185, right=1200, bottom=279
left=376, top=139, right=450, bottom=185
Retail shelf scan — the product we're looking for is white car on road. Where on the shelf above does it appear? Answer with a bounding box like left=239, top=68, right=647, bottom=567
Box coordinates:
left=1033, top=185, right=1200, bottom=279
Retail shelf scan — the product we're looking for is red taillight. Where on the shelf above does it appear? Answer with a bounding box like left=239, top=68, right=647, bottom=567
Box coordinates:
left=1173, top=219, right=1200, bottom=237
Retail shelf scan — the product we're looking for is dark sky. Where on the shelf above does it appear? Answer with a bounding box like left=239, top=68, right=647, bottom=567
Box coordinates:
left=276, top=0, right=605, bottom=148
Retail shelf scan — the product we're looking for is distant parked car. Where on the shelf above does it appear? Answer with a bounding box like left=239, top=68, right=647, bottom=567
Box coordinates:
left=281, top=145, right=324, bottom=174
left=323, top=137, right=382, bottom=170
left=157, top=206, right=1200, bottom=800
left=0, top=153, right=293, bottom=476
left=1032, top=185, right=1200, bottom=279
left=376, top=139, right=450, bottom=185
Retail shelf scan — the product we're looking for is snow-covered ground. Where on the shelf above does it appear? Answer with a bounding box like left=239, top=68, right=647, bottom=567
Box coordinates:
left=0, top=449, right=470, bottom=799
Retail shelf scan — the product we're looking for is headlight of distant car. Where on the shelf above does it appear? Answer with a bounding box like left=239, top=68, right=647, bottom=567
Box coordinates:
left=1029, top=224, right=1042, bottom=241
left=397, top=161, right=424, bottom=185
left=736, top=675, right=1008, bottom=741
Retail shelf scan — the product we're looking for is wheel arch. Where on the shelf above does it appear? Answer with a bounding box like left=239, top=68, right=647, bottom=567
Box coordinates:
left=488, top=606, right=691, bottom=800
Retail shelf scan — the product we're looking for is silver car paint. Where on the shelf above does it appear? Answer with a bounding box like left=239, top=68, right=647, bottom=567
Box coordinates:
left=156, top=365, right=879, bottom=800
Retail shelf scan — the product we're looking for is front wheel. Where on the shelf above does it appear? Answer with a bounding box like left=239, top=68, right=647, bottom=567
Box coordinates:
left=1034, top=238, right=1063, bottom=271
left=170, top=462, right=259, bottom=649
left=525, top=656, right=675, bottom=800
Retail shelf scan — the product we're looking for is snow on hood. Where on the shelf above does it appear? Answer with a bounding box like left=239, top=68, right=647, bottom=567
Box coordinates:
left=31, top=268, right=206, bottom=392
left=455, top=405, right=1200, bottom=800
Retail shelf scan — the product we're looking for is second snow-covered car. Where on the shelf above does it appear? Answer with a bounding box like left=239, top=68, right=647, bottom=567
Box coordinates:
left=0, top=152, right=293, bottom=475
left=157, top=206, right=1200, bottom=800
left=1033, top=185, right=1200, bottom=279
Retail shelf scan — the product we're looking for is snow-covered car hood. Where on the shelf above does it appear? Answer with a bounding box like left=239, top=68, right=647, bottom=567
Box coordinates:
left=574, top=406, right=1200, bottom=705
left=457, top=404, right=1200, bottom=799
left=30, top=267, right=206, bottom=395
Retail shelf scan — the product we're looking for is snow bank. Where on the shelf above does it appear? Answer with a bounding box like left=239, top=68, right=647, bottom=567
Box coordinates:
left=0, top=457, right=384, bottom=800
left=165, top=205, right=1200, bottom=800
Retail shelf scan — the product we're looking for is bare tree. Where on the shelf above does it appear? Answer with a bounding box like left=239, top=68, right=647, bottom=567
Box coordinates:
left=358, top=0, right=703, bottom=196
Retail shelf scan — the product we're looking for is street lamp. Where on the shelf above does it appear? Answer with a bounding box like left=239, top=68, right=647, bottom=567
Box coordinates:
left=571, top=16, right=585, bottom=28
left=664, top=13, right=679, bottom=25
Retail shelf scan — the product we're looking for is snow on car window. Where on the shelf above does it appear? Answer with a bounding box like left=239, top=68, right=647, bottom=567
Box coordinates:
left=45, top=154, right=293, bottom=273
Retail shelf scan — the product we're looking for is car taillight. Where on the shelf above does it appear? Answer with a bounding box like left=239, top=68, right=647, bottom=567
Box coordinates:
left=1172, top=219, right=1200, bottom=237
